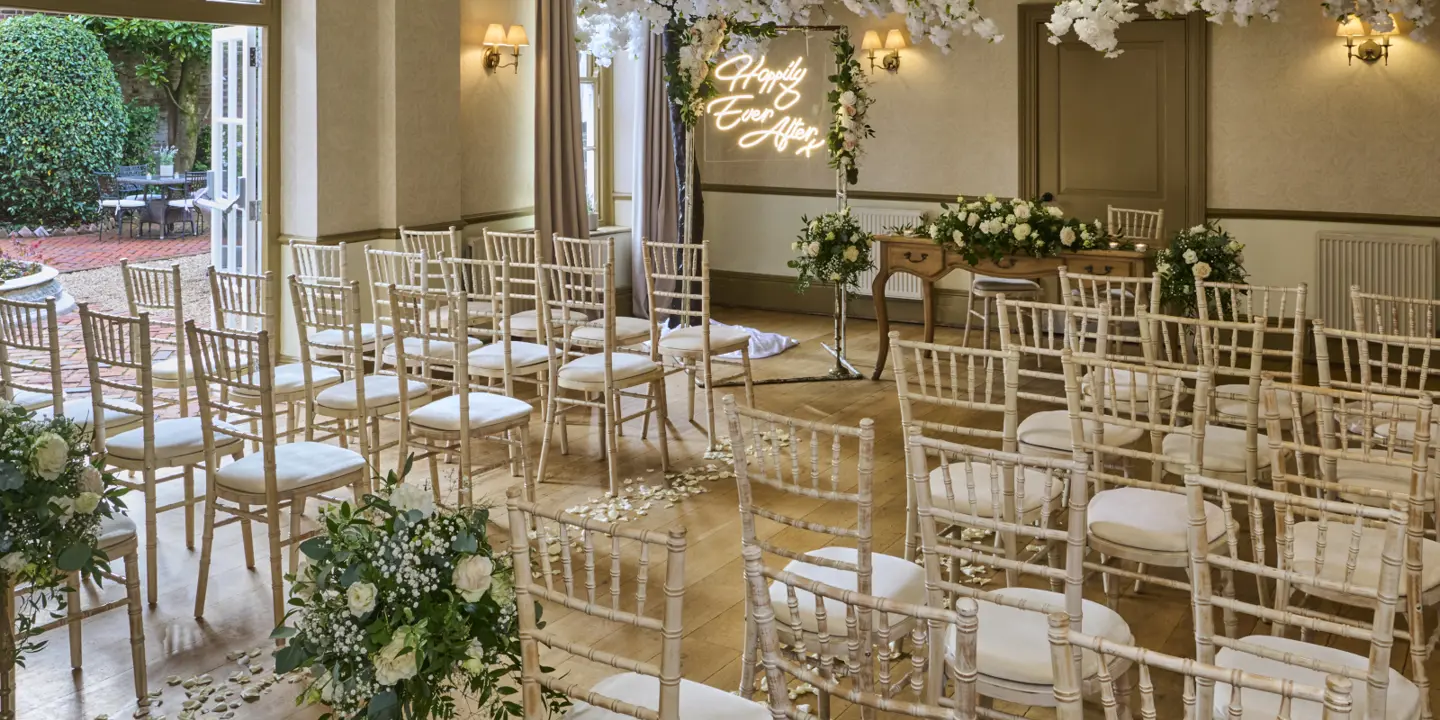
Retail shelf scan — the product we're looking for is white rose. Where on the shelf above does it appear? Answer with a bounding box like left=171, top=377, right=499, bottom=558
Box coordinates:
left=990, top=202, right=1002, bottom=211
left=1047, top=206, right=1064, bottom=218
left=32, top=432, right=68, bottom=481
left=951, top=229, right=964, bottom=244
left=809, top=219, right=819, bottom=233
left=1060, top=227, right=1077, bottom=246
left=75, top=492, right=100, bottom=515
left=387, top=483, right=435, bottom=519
left=1190, top=224, right=1206, bottom=234
left=966, top=202, right=982, bottom=211
left=80, top=465, right=103, bottom=494
left=372, top=636, right=420, bottom=686
left=52, top=496, right=76, bottom=521
left=1014, top=204, right=1032, bottom=221
left=838, top=115, right=853, bottom=130
left=453, top=555, right=494, bottom=602
left=1193, top=262, right=1212, bottom=280
left=927, top=223, right=938, bottom=238
left=347, top=581, right=378, bottom=617
left=1013, top=223, right=1032, bottom=241
left=1183, top=250, right=1198, bottom=264
left=461, top=639, right=486, bottom=674
left=0, top=552, right=24, bottom=574
left=842, top=246, right=860, bottom=262
left=1227, top=240, right=1242, bottom=252
left=830, top=272, right=842, bottom=281
left=966, top=213, right=979, bottom=228
left=984, top=194, right=997, bottom=203
left=838, top=90, right=857, bottom=106
left=806, top=241, right=821, bottom=257
left=1235, top=253, right=1244, bottom=265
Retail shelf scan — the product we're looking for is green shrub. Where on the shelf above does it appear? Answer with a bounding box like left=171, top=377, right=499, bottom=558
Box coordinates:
left=0, top=15, right=126, bottom=227
left=191, top=124, right=212, bottom=172
left=122, top=101, right=160, bottom=166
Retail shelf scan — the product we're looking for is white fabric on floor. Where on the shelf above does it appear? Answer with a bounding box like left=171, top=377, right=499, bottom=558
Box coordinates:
left=648, top=320, right=797, bottom=360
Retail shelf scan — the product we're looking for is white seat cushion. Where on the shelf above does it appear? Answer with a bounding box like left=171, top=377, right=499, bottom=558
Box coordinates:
left=314, top=375, right=429, bottom=411
left=769, top=547, right=926, bottom=632
left=467, top=341, right=553, bottom=371
left=232, top=364, right=342, bottom=398
left=573, top=316, right=652, bottom=345
left=926, top=462, right=1065, bottom=517
left=437, top=299, right=496, bottom=324
left=215, top=442, right=367, bottom=495
left=1162, top=425, right=1271, bottom=474
left=101, top=199, right=145, bottom=209
left=152, top=355, right=187, bottom=381
left=1374, top=418, right=1440, bottom=445
left=106, top=417, right=241, bottom=461
left=973, top=278, right=1042, bottom=294
left=510, top=308, right=587, bottom=334
left=166, top=199, right=196, bottom=209
left=36, top=397, right=145, bottom=434
left=309, top=323, right=391, bottom=347
left=1216, top=384, right=1314, bottom=421
left=408, top=392, right=532, bottom=432
left=98, top=514, right=136, bottom=549
left=1017, top=409, right=1143, bottom=453
left=381, top=336, right=484, bottom=364
left=1290, top=520, right=1440, bottom=596
left=1088, top=487, right=1225, bottom=553
left=1335, top=456, right=1422, bottom=500
left=565, top=673, right=769, bottom=720
left=948, top=587, right=1131, bottom=685
left=557, top=353, right=658, bottom=385
left=1214, top=635, right=1420, bottom=720
left=1083, top=368, right=1175, bottom=404
left=11, top=389, right=56, bottom=410
left=658, top=324, right=751, bottom=354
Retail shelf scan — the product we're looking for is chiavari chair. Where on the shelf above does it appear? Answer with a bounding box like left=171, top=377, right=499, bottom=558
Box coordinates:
left=535, top=260, right=670, bottom=495
left=120, top=259, right=193, bottom=415
left=506, top=488, right=769, bottom=719
left=187, top=322, right=368, bottom=629
left=389, top=284, right=532, bottom=505
left=1047, top=612, right=1354, bottom=720
left=449, top=257, right=553, bottom=401
left=1314, top=320, right=1440, bottom=454
left=399, top=225, right=464, bottom=290
left=1185, top=472, right=1421, bottom=720
left=289, top=238, right=347, bottom=285
left=368, top=248, right=480, bottom=371
left=555, top=235, right=652, bottom=351
left=1106, top=206, right=1164, bottom=243
left=483, top=229, right=584, bottom=340
left=1196, top=279, right=1310, bottom=425
left=80, top=304, right=242, bottom=605
left=744, top=543, right=984, bottom=719
left=439, top=252, right=501, bottom=331
left=1352, top=285, right=1440, bottom=339
left=907, top=430, right=1132, bottom=714
left=723, top=397, right=927, bottom=709
left=644, top=239, right=756, bottom=449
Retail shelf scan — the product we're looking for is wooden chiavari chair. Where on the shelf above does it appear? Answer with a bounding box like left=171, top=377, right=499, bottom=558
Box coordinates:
left=1105, top=206, right=1164, bottom=243
left=723, top=397, right=927, bottom=709
left=399, top=225, right=463, bottom=291
left=1352, top=285, right=1440, bottom=338
left=484, top=229, right=584, bottom=340
left=80, top=304, right=242, bottom=605
left=389, top=284, right=532, bottom=505
left=1059, top=268, right=1160, bottom=320
left=1314, top=321, right=1440, bottom=450
left=506, top=488, right=769, bottom=720
left=448, top=257, right=552, bottom=401
left=907, top=431, right=1131, bottom=714
left=1047, top=612, right=1354, bottom=720
left=535, top=260, right=670, bottom=495
left=120, top=259, right=192, bottom=415
left=289, top=238, right=347, bottom=285
left=556, top=235, right=652, bottom=350
left=368, top=248, right=478, bottom=371
left=1196, top=279, right=1310, bottom=425
left=1185, top=472, right=1421, bottom=720
left=644, top=239, right=756, bottom=449
left=187, top=323, right=369, bottom=628
left=290, top=276, right=430, bottom=476
left=744, top=543, right=984, bottom=719
left=439, top=253, right=500, bottom=331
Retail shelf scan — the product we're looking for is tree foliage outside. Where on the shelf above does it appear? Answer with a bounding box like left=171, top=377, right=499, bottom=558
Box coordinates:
left=121, top=101, right=161, bottom=167
left=0, top=14, right=126, bottom=227
left=83, top=18, right=211, bottom=174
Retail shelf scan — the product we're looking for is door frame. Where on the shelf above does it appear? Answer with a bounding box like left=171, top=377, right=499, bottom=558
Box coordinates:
left=1017, top=3, right=1208, bottom=228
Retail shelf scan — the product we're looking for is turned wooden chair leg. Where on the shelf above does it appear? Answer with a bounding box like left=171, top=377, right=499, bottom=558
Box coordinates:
left=143, top=467, right=159, bottom=607
left=194, top=486, right=219, bottom=619
left=237, top=502, right=256, bottom=569
left=123, top=550, right=147, bottom=707
left=66, top=572, right=82, bottom=668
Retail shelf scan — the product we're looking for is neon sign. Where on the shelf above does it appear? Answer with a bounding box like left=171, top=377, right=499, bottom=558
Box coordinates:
left=707, top=54, right=825, bottom=157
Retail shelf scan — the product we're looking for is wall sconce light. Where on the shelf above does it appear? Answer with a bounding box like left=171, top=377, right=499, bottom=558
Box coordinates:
left=483, top=24, right=529, bottom=74
left=860, top=29, right=906, bottom=73
left=1338, top=14, right=1394, bottom=65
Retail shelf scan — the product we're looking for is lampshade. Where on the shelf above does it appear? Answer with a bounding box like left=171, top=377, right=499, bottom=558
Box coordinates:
left=1336, top=16, right=1366, bottom=37
left=506, top=24, right=529, bottom=47
left=884, top=29, right=907, bottom=50
left=483, top=23, right=506, bottom=45
left=861, top=30, right=882, bottom=51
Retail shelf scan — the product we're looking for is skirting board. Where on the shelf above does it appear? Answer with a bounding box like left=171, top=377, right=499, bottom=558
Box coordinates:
left=711, top=270, right=973, bottom=327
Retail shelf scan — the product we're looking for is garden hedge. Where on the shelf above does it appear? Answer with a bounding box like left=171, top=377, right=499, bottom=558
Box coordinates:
left=0, top=14, right=126, bottom=227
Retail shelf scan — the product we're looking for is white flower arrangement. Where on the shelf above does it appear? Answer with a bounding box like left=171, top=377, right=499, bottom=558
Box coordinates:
left=928, top=194, right=1124, bottom=264
left=828, top=32, right=875, bottom=186
left=273, top=462, right=565, bottom=720
left=789, top=205, right=874, bottom=295
left=1156, top=220, right=1248, bottom=316
left=0, top=402, right=126, bottom=666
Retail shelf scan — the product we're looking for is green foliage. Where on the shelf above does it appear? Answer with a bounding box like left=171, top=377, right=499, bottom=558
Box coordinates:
left=1156, top=222, right=1249, bottom=317
left=192, top=124, right=212, bottom=171
left=826, top=31, right=874, bottom=187
left=927, top=194, right=1125, bottom=266
left=0, top=15, right=126, bottom=226
left=121, top=101, right=161, bottom=166
left=789, top=206, right=874, bottom=296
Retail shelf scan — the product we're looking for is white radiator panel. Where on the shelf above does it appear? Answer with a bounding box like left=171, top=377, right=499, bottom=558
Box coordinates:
left=852, top=207, right=924, bottom=299
left=1317, top=232, right=1437, bottom=330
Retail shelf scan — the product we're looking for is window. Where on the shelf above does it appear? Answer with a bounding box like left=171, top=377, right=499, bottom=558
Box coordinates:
left=578, top=52, right=609, bottom=224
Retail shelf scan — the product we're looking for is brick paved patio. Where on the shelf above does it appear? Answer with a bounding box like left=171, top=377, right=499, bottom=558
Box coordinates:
left=8, top=231, right=209, bottom=272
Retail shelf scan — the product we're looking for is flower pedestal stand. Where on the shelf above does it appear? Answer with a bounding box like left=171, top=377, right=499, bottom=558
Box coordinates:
left=819, top=284, right=863, bottom=380
left=1, top=576, right=15, bottom=720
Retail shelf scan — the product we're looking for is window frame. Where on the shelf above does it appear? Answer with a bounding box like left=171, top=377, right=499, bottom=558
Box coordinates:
left=577, top=52, right=613, bottom=227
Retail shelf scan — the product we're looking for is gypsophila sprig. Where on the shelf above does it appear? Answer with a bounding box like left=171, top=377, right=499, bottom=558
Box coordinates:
left=0, top=401, right=127, bottom=666
left=273, top=460, right=567, bottom=720
left=1156, top=221, right=1248, bottom=317
left=828, top=31, right=874, bottom=186
left=789, top=206, right=874, bottom=296
left=927, top=194, right=1125, bottom=265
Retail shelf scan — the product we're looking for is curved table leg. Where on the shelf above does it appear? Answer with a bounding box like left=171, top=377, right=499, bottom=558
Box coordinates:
left=870, top=268, right=893, bottom=380
left=922, top=280, right=936, bottom=345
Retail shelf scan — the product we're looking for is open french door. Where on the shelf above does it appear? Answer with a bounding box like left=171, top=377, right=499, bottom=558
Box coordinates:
left=210, top=26, right=262, bottom=275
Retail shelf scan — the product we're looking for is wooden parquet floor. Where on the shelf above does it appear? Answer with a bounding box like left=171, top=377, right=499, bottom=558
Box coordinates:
left=12, top=307, right=1440, bottom=719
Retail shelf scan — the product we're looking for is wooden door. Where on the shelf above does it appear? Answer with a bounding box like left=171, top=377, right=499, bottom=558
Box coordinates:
left=1019, top=6, right=1206, bottom=241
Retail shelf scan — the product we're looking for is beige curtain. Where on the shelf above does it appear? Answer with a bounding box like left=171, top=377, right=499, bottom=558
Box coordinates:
left=535, top=0, right=588, bottom=251
left=631, top=33, right=678, bottom=317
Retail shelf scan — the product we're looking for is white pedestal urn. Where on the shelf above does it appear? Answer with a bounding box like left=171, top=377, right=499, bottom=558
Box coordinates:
left=0, top=265, right=77, bottom=316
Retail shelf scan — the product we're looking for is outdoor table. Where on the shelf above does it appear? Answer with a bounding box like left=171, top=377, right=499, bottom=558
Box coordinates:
left=116, top=175, right=189, bottom=240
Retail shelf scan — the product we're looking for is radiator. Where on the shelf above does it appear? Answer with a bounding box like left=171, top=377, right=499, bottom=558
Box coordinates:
left=1317, top=232, right=1438, bottom=330
left=853, top=207, right=925, bottom=299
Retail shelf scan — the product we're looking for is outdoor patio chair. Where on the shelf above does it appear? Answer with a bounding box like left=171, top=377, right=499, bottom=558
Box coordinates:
left=167, top=172, right=209, bottom=236
left=96, top=172, right=143, bottom=240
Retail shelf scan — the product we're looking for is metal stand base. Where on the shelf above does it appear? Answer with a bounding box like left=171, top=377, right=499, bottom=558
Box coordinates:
left=711, top=342, right=866, bottom=387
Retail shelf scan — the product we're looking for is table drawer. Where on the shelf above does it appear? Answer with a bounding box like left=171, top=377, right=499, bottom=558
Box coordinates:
left=885, top=244, right=945, bottom=278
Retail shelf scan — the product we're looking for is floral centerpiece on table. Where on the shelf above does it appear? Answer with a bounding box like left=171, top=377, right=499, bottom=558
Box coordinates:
left=927, top=194, right=1124, bottom=265
left=1157, top=221, right=1248, bottom=317
left=827, top=32, right=874, bottom=186
left=1, top=402, right=126, bottom=666
left=789, top=206, right=874, bottom=295
left=273, top=466, right=567, bottom=720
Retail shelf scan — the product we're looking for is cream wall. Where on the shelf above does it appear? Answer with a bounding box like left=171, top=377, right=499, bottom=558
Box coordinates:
left=461, top=0, right=537, bottom=221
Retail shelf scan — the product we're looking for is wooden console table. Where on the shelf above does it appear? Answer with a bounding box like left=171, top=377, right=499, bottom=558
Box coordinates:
left=869, top=234, right=1152, bottom=380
